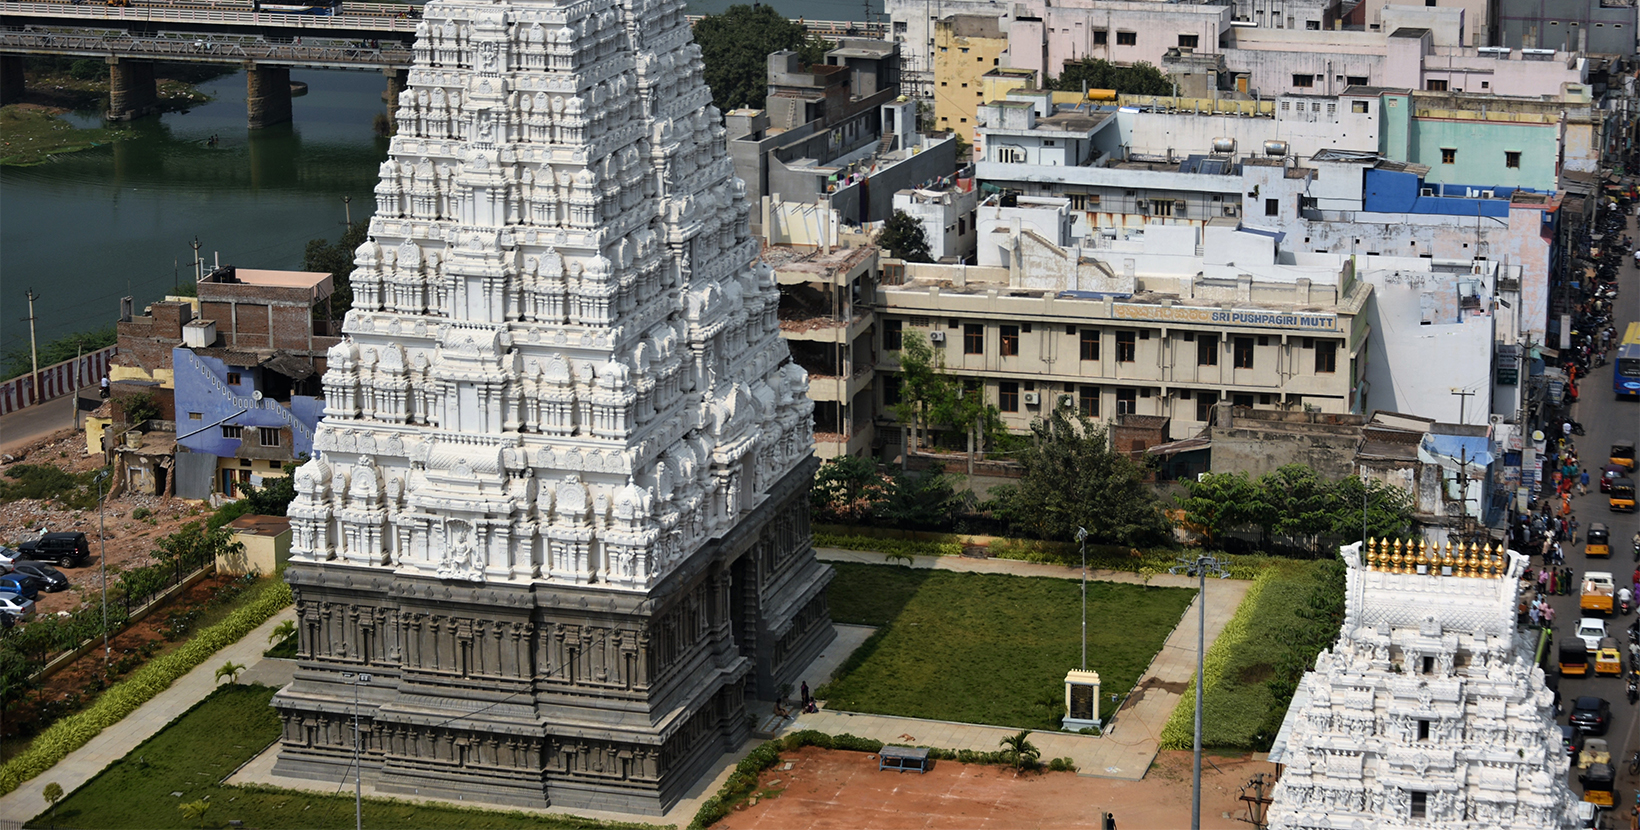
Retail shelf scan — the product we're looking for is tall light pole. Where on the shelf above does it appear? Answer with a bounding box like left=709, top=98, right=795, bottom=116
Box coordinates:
left=1170, top=553, right=1230, bottom=830
left=1076, top=527, right=1089, bottom=670
left=342, top=670, right=371, bottom=830
left=93, top=469, right=110, bottom=669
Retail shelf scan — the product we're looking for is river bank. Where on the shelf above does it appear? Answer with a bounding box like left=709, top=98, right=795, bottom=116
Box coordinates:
left=0, top=59, right=222, bottom=166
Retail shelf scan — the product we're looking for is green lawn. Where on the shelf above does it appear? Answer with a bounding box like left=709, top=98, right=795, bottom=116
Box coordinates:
left=819, top=563, right=1196, bottom=728
left=28, top=685, right=661, bottom=830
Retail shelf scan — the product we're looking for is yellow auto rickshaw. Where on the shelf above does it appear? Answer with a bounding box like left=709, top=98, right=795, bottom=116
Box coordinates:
left=1611, top=478, right=1636, bottom=513
left=1613, top=440, right=1636, bottom=471
left=1562, top=638, right=1591, bottom=676
left=1581, top=761, right=1616, bottom=807
left=1596, top=638, right=1623, bottom=676
left=1588, top=522, right=1611, bottom=557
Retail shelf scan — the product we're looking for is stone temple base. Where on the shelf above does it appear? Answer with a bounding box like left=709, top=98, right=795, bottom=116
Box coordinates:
left=269, top=461, right=834, bottom=814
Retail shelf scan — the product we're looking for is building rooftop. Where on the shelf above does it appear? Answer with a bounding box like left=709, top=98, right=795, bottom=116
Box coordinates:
left=229, top=514, right=294, bottom=536
left=202, top=267, right=334, bottom=302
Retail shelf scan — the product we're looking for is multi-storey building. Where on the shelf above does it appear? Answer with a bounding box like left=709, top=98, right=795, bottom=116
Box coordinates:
left=932, top=14, right=1010, bottom=133
left=769, top=246, right=881, bottom=458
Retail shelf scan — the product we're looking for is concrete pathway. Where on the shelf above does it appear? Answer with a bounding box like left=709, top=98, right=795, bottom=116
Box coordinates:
left=0, top=606, right=297, bottom=829
left=0, top=390, right=94, bottom=456
left=794, top=548, right=1251, bottom=780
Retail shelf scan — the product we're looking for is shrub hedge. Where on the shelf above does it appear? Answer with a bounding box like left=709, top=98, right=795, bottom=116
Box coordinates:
left=0, top=577, right=293, bottom=795
left=1157, top=559, right=1344, bottom=751
left=812, top=530, right=1273, bottom=580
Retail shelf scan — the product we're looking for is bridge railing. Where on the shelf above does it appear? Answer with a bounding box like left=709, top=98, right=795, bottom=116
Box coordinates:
left=0, top=28, right=411, bottom=64
left=0, top=1, right=419, bottom=32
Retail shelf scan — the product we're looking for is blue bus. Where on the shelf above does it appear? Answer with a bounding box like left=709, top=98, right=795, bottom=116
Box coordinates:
left=1617, top=322, right=1640, bottom=397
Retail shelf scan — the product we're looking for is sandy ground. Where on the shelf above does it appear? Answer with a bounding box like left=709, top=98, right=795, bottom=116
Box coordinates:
left=0, top=427, right=207, bottom=616
left=716, top=746, right=1277, bottom=830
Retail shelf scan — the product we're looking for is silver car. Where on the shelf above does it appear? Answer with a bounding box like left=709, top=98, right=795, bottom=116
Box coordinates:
left=0, top=591, right=34, bottom=620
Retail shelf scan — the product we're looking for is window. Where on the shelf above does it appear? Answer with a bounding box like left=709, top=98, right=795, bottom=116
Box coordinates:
left=964, top=323, right=984, bottom=354
left=1116, top=331, right=1137, bottom=362
left=1069, top=193, right=1099, bottom=209
left=1410, top=792, right=1428, bottom=820
left=1197, top=334, right=1219, bottom=366
left=221, top=424, right=243, bottom=440
left=259, top=427, right=281, bottom=447
left=1292, top=74, right=1315, bottom=88
left=188, top=412, right=202, bottom=421
left=1326, top=103, right=1336, bottom=115
left=1115, top=388, right=1137, bottom=414
left=226, top=372, right=241, bottom=386
left=883, top=319, right=903, bottom=351
left=1178, top=34, right=1199, bottom=48
left=1233, top=337, right=1255, bottom=369
left=999, top=381, right=1019, bottom=412
left=1505, top=151, right=1521, bottom=168
left=1232, top=393, right=1254, bottom=407
left=1150, top=200, right=1173, bottom=217
left=1306, top=19, right=1319, bottom=29
left=883, top=375, right=902, bottom=406
left=1000, top=325, right=1019, bottom=356
left=1079, top=385, right=1100, bottom=417
left=1265, top=198, right=1280, bottom=217
left=1093, top=29, right=1108, bottom=44
left=1441, top=147, right=1456, bottom=164
left=1079, top=329, right=1101, bottom=361
left=1116, top=31, right=1136, bottom=45
left=240, top=459, right=254, bottom=467
left=1426, top=79, right=1448, bottom=91
left=1347, top=76, right=1369, bottom=87
left=1196, top=391, right=1218, bottom=422
left=1422, top=656, right=1435, bottom=674
left=1352, top=100, right=1369, bottom=113
left=1314, top=341, right=1337, bottom=373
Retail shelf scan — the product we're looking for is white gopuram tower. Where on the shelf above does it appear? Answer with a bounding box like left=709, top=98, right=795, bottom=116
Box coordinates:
left=1266, top=539, right=1576, bottom=830
left=269, top=0, right=835, bottom=812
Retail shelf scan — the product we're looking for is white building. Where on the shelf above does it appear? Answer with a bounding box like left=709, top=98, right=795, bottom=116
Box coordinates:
left=269, top=0, right=834, bottom=812
left=1266, top=539, right=1577, bottom=830
left=893, top=184, right=979, bottom=263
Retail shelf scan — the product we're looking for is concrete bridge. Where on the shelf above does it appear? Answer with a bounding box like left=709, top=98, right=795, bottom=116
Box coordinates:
left=0, top=0, right=885, bottom=126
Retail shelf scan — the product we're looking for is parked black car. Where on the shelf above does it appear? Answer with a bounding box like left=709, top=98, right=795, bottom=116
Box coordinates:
left=1571, top=696, right=1613, bottom=735
left=1561, top=723, right=1584, bottom=757
left=6, top=560, right=68, bottom=592
left=17, top=532, right=90, bottom=568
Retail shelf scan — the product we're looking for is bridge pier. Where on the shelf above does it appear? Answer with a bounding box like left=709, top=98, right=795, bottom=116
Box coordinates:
left=383, top=67, right=409, bottom=114
left=0, top=56, right=24, bottom=106
left=247, top=65, right=292, bottom=130
left=106, top=58, right=158, bottom=121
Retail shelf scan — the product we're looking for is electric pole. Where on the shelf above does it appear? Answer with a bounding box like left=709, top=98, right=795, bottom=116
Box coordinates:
left=24, top=289, right=40, bottom=404
left=192, top=236, right=203, bottom=284
left=1450, top=387, right=1475, bottom=425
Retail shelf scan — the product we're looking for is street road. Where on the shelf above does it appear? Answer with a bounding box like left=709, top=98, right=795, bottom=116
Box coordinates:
left=1545, top=234, right=1640, bottom=817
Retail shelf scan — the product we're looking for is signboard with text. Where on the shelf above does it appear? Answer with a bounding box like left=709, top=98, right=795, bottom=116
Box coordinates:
left=1111, top=303, right=1341, bottom=332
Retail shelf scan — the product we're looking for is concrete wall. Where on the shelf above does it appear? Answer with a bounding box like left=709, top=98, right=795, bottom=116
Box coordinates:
left=172, top=348, right=323, bottom=460
left=1363, top=0, right=1493, bottom=46
left=1359, top=268, right=1497, bottom=424
left=1379, top=92, right=1563, bottom=190
left=894, top=187, right=979, bottom=262
left=1498, top=0, right=1637, bottom=53
left=1005, top=0, right=1232, bottom=81
left=764, top=199, right=841, bottom=248
left=933, top=15, right=1008, bottom=133
left=220, top=518, right=291, bottom=575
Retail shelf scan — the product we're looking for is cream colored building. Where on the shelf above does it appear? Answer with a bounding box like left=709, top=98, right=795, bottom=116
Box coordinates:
left=933, top=15, right=1009, bottom=135
left=876, top=220, right=1372, bottom=442
left=769, top=245, right=880, bottom=459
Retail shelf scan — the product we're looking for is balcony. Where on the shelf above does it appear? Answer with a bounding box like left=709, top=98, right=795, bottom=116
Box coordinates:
left=804, top=364, right=875, bottom=403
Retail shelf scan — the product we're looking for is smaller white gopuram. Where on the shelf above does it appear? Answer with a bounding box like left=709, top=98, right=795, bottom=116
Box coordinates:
left=1266, top=538, right=1577, bottom=830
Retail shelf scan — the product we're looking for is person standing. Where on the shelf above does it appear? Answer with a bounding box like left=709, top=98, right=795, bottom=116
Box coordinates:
left=1581, top=469, right=1592, bottom=496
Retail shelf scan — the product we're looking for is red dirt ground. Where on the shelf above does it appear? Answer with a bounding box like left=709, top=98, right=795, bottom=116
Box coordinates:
left=717, top=747, right=1275, bottom=830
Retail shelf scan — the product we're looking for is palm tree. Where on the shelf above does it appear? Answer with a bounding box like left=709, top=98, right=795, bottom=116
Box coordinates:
left=267, top=619, right=296, bottom=646
left=179, top=798, right=210, bottom=829
left=214, top=661, right=246, bottom=685
left=998, top=730, right=1040, bottom=774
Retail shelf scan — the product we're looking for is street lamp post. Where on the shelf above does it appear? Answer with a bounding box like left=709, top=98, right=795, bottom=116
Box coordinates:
left=93, top=469, right=110, bottom=669
left=342, top=671, right=371, bottom=830
left=1169, top=553, right=1230, bottom=830
left=1076, top=528, right=1089, bottom=670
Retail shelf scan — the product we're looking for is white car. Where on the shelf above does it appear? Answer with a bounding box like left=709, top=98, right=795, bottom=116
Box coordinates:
left=1578, top=618, right=1608, bottom=652
left=0, top=547, right=17, bottom=568
left=0, top=592, right=35, bottom=620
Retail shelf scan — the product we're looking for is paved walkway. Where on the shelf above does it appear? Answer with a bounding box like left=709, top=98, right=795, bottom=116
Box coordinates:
left=794, top=548, right=1251, bottom=780
left=0, top=606, right=297, bottom=829
left=0, top=547, right=1255, bottom=827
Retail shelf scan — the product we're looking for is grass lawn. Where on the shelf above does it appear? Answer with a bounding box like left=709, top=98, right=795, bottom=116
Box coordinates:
left=819, top=563, right=1196, bottom=728
left=27, top=684, right=661, bottom=830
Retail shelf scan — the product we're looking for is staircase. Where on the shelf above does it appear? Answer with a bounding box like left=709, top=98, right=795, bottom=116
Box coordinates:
left=873, top=131, right=896, bottom=158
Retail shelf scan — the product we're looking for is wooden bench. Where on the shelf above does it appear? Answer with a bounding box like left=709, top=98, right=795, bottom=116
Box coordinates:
left=878, top=745, right=931, bottom=774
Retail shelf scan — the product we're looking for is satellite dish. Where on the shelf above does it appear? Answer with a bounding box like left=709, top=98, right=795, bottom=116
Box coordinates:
left=252, top=390, right=264, bottom=401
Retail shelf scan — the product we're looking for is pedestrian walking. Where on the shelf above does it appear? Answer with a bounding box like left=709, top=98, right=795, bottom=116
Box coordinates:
left=1581, top=469, right=1592, bottom=496
left=1530, top=601, right=1542, bottom=628
left=1541, top=568, right=1551, bottom=592
left=1543, top=603, right=1556, bottom=627
left=1571, top=517, right=1580, bottom=546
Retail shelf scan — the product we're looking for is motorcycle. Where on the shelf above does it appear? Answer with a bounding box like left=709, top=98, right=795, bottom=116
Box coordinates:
left=1628, top=677, right=1637, bottom=705
left=1622, top=596, right=1633, bottom=616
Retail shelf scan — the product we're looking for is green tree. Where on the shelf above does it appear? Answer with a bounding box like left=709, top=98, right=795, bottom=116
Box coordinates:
left=1178, top=466, right=1415, bottom=556
left=998, top=729, right=1040, bottom=773
left=1176, top=471, right=1268, bottom=546
left=115, top=389, right=162, bottom=425
left=810, top=455, right=889, bottom=523
left=876, top=210, right=933, bottom=263
left=1049, top=59, right=1174, bottom=96
left=155, top=521, right=244, bottom=574
left=41, top=781, right=63, bottom=829
left=874, top=468, right=970, bottom=530
left=693, top=5, right=829, bottom=112
left=1, top=325, right=117, bottom=381
left=303, top=220, right=369, bottom=321
left=214, top=660, right=246, bottom=685
left=1327, top=474, right=1416, bottom=545
left=989, top=409, right=1168, bottom=547
left=268, top=619, right=297, bottom=646
left=0, top=647, right=41, bottom=761
left=890, top=333, right=1006, bottom=473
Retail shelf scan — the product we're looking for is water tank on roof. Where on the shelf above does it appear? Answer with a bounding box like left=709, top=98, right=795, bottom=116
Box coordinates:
left=1263, top=140, right=1289, bottom=157
left=1211, top=137, right=1237, bottom=154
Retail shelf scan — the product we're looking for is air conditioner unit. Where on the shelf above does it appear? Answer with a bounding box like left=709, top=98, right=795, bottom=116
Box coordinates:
left=1480, top=190, right=1494, bottom=199
left=1223, top=204, right=1241, bottom=217
left=928, top=331, right=947, bottom=343
left=1023, top=391, right=1041, bottom=405
left=1420, top=187, right=1435, bottom=197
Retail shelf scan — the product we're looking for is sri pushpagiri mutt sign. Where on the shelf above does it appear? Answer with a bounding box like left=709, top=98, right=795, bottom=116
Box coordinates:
left=1112, top=303, right=1341, bottom=331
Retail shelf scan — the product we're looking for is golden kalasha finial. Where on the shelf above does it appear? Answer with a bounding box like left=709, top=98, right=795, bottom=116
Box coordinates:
left=1364, top=539, right=1377, bottom=570
left=1416, top=539, right=1429, bottom=569
left=1390, top=545, right=1404, bottom=574
left=1465, top=548, right=1480, bottom=577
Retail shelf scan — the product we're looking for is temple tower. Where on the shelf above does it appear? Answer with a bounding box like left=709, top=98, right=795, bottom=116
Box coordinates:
left=269, top=0, right=835, bottom=812
left=1266, top=540, right=1576, bottom=829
